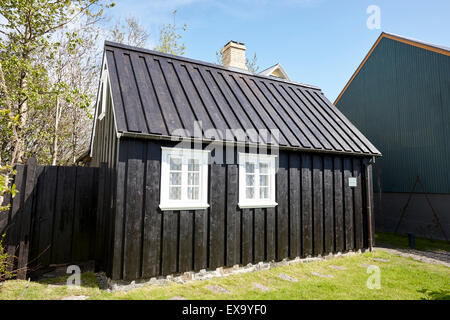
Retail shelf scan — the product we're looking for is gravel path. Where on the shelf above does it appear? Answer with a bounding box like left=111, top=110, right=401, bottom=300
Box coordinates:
left=374, top=246, right=450, bottom=267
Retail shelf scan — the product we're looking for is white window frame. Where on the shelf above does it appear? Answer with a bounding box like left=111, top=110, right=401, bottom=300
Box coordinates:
left=98, top=69, right=108, bottom=120
left=238, top=153, right=278, bottom=209
left=160, top=147, right=210, bottom=211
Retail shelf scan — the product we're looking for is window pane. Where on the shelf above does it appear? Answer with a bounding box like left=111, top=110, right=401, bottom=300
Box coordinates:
left=188, top=158, right=199, bottom=172
left=169, top=186, right=181, bottom=200
left=188, top=172, right=199, bottom=186
left=187, top=186, right=199, bottom=200
left=245, top=162, right=255, bottom=174
left=260, top=174, right=268, bottom=186
left=246, top=174, right=255, bottom=186
left=260, top=187, right=269, bottom=199
left=246, top=187, right=255, bottom=199
left=260, top=162, right=268, bottom=174
left=169, top=172, right=181, bottom=185
left=170, top=157, right=182, bottom=171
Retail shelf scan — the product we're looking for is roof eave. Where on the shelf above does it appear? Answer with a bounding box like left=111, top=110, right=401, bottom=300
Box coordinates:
left=117, top=131, right=382, bottom=158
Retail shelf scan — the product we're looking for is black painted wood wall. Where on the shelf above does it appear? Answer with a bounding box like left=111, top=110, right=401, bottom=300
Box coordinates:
left=109, top=138, right=374, bottom=280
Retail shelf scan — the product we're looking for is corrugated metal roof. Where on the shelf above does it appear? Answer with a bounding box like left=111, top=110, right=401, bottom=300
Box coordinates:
left=104, top=41, right=380, bottom=156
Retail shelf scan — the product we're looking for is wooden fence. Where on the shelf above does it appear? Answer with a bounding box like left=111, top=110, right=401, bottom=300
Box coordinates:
left=0, top=159, right=98, bottom=278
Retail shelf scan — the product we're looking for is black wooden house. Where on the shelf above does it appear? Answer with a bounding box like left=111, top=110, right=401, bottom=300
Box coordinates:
left=88, top=40, right=381, bottom=280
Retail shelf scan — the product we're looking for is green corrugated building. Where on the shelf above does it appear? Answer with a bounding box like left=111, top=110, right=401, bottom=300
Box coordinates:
left=336, top=32, right=450, bottom=240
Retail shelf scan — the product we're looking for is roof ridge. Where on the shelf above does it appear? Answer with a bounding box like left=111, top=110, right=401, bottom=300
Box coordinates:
left=104, top=40, right=321, bottom=90
left=382, top=31, right=450, bottom=52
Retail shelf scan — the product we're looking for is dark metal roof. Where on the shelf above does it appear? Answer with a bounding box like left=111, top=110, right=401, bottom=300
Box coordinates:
left=104, top=41, right=381, bottom=156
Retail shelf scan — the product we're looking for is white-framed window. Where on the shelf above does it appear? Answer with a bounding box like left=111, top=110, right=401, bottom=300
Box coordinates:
left=160, top=147, right=210, bottom=211
left=238, top=153, right=277, bottom=208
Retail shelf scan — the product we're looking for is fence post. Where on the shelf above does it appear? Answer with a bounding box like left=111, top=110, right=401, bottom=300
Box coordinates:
left=95, top=163, right=106, bottom=269
left=6, top=164, right=27, bottom=275
left=17, top=158, right=37, bottom=279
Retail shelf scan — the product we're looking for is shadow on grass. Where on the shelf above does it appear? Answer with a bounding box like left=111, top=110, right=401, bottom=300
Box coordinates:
left=418, top=288, right=450, bottom=300
left=375, top=232, right=450, bottom=252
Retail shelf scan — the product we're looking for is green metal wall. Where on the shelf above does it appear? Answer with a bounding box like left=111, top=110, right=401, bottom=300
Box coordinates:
left=337, top=38, right=450, bottom=193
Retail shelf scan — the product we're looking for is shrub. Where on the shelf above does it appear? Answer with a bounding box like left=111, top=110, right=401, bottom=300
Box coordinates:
left=0, top=165, right=16, bottom=282
left=0, top=164, right=16, bottom=213
left=0, top=234, right=15, bottom=282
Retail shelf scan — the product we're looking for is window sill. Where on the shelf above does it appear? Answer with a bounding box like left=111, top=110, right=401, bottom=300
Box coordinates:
left=159, top=203, right=210, bottom=211
left=238, top=202, right=278, bottom=209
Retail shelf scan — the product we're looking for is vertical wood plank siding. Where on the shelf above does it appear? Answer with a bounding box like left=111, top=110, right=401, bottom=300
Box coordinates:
left=142, top=142, right=162, bottom=277
left=209, top=164, right=226, bottom=269
left=288, top=153, right=301, bottom=259
left=301, top=154, right=313, bottom=256
left=111, top=139, right=373, bottom=280
left=226, top=165, right=240, bottom=266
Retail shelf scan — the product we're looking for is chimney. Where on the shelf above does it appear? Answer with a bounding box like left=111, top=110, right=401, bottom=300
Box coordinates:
left=222, top=41, right=247, bottom=70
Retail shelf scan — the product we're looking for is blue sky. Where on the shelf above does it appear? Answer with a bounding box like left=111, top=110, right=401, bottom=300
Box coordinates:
left=106, top=0, right=450, bottom=101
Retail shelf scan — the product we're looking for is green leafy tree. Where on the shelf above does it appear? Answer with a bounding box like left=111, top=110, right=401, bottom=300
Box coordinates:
left=155, top=10, right=187, bottom=56
left=40, top=25, right=98, bottom=165
left=0, top=165, right=16, bottom=213
left=109, top=16, right=150, bottom=48
left=108, top=11, right=188, bottom=56
left=245, top=53, right=259, bottom=74
left=0, top=1, right=114, bottom=211
left=0, top=0, right=114, bottom=167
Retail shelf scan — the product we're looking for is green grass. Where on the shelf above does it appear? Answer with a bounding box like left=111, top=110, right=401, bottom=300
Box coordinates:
left=0, top=251, right=449, bottom=300
left=375, top=232, right=450, bottom=252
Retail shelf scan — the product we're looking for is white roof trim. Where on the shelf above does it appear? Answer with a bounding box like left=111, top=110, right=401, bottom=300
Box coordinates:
left=89, top=52, right=119, bottom=158
left=258, top=63, right=290, bottom=81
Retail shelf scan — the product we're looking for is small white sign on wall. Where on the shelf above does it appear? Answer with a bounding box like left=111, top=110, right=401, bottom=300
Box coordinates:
left=349, top=177, right=357, bottom=188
